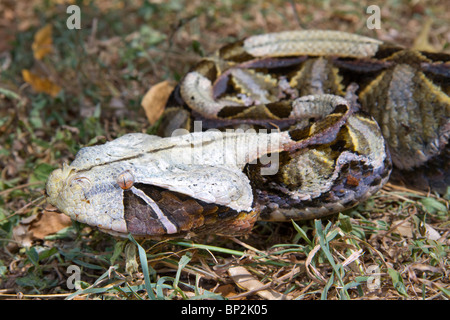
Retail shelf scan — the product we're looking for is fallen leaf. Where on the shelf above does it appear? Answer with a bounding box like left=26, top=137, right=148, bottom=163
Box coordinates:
left=396, top=220, right=413, bottom=238
left=215, top=284, right=241, bottom=299
left=13, top=209, right=72, bottom=247
left=141, top=80, right=175, bottom=125
left=12, top=222, right=33, bottom=248
left=32, top=24, right=53, bottom=60
left=29, top=210, right=72, bottom=240
left=228, top=266, right=290, bottom=300
left=22, top=69, right=61, bottom=97
left=407, top=263, right=443, bottom=283
left=424, top=223, right=441, bottom=241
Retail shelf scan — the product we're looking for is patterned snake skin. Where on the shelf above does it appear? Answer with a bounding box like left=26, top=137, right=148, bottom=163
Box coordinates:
left=46, top=30, right=449, bottom=238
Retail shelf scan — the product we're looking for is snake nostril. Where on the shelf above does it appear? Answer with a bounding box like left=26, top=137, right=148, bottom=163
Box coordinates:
left=69, top=176, right=92, bottom=192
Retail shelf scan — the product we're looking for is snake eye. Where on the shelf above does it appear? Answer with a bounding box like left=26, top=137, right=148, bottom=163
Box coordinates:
left=117, top=171, right=134, bottom=190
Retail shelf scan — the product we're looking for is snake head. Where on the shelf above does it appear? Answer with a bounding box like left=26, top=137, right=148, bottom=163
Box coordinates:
left=45, top=133, right=261, bottom=239
left=46, top=161, right=128, bottom=236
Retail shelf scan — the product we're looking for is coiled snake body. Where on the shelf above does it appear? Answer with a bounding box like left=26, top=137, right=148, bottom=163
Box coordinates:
left=46, top=31, right=449, bottom=238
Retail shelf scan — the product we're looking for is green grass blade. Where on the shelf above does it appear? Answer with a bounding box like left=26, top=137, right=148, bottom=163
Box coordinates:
left=174, top=252, right=192, bottom=289
left=291, top=220, right=313, bottom=246
left=314, top=220, right=350, bottom=299
left=387, top=268, right=409, bottom=297
left=65, top=267, right=112, bottom=300
left=170, top=241, right=245, bottom=256
left=128, top=234, right=157, bottom=300
left=321, top=273, right=334, bottom=300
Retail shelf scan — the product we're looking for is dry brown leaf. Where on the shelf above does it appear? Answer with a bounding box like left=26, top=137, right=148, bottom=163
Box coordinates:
left=12, top=222, right=33, bottom=248
left=215, top=284, right=241, bottom=298
left=22, top=69, right=61, bottom=97
left=305, top=244, right=327, bottom=284
left=29, top=210, right=72, bottom=240
left=32, top=24, right=53, bottom=60
left=396, top=221, right=413, bottom=238
left=407, top=263, right=443, bottom=283
left=228, top=266, right=288, bottom=300
left=424, top=223, right=441, bottom=241
left=141, top=80, right=175, bottom=125
left=11, top=210, right=71, bottom=247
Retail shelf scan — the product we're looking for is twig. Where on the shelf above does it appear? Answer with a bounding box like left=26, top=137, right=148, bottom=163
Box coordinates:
left=0, top=196, right=45, bottom=223
left=0, top=181, right=43, bottom=196
left=288, top=0, right=303, bottom=28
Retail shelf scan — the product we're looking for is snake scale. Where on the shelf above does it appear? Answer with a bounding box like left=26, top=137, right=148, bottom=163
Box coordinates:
left=46, top=30, right=449, bottom=239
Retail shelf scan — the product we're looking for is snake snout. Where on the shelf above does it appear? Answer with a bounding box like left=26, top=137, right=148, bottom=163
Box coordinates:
left=46, top=164, right=80, bottom=205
